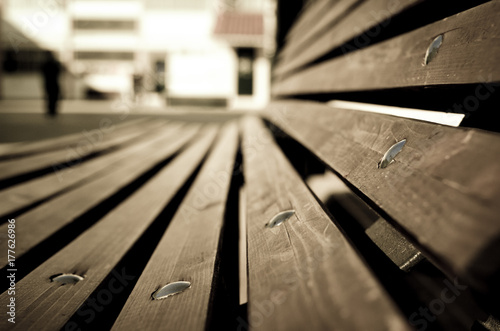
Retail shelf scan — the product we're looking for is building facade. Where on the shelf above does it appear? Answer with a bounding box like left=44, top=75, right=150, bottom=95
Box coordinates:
left=0, top=0, right=276, bottom=109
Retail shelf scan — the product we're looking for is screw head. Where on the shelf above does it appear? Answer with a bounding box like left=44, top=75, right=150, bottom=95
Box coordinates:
left=424, top=35, right=443, bottom=65
left=50, top=274, right=84, bottom=285
left=266, top=210, right=295, bottom=228
left=378, top=139, right=407, bottom=169
left=152, top=281, right=191, bottom=300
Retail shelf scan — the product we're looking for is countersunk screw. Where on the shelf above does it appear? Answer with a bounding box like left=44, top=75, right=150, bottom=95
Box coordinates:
left=424, top=35, right=443, bottom=65
left=152, top=281, right=191, bottom=300
left=378, top=139, right=407, bottom=169
left=266, top=210, right=295, bottom=228
left=50, top=273, right=84, bottom=285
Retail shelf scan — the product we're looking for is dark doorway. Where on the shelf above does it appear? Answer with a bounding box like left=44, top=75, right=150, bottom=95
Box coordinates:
left=236, top=48, right=254, bottom=95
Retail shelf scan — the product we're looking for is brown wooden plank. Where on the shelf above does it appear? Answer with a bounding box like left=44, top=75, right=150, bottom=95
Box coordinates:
left=241, top=116, right=410, bottom=330
left=265, top=100, right=500, bottom=294
left=273, top=1, right=500, bottom=95
left=306, top=170, right=424, bottom=271
left=278, top=0, right=339, bottom=59
left=277, top=0, right=361, bottom=66
left=274, top=0, right=424, bottom=78
left=111, top=122, right=239, bottom=331
left=0, top=119, right=164, bottom=183
left=282, top=0, right=331, bottom=45
left=0, top=124, right=202, bottom=268
left=0, top=126, right=219, bottom=331
left=239, top=185, right=248, bottom=305
left=0, top=118, right=149, bottom=159
left=0, top=122, right=186, bottom=217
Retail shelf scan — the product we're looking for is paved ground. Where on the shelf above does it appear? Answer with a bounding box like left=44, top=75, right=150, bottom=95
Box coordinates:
left=0, top=100, right=251, bottom=143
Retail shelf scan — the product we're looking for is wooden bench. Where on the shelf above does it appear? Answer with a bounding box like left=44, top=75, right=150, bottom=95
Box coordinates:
left=1, top=1, right=500, bottom=330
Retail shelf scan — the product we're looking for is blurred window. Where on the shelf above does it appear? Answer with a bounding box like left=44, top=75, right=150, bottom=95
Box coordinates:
left=2, top=49, right=47, bottom=73
left=145, top=0, right=208, bottom=10
left=75, top=52, right=135, bottom=60
left=73, top=20, right=136, bottom=31
left=9, top=0, right=65, bottom=9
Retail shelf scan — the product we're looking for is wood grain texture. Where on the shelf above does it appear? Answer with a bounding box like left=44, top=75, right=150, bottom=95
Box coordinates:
left=0, top=118, right=149, bottom=160
left=273, top=1, right=500, bottom=95
left=239, top=185, right=248, bottom=305
left=265, top=100, right=500, bottom=293
left=0, top=119, right=164, bottom=183
left=277, top=0, right=361, bottom=67
left=0, top=124, right=201, bottom=267
left=274, top=0, right=424, bottom=78
left=241, top=116, right=410, bottom=331
left=0, top=122, right=185, bottom=217
left=0, top=126, right=219, bottom=331
left=282, top=0, right=332, bottom=45
left=112, top=122, right=239, bottom=331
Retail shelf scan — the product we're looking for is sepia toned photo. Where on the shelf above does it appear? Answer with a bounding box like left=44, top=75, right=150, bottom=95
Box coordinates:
left=0, top=0, right=499, bottom=330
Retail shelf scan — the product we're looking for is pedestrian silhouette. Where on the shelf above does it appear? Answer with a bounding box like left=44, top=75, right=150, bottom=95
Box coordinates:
left=41, top=51, right=61, bottom=117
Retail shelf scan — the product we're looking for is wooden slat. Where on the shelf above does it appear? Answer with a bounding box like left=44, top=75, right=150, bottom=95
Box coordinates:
left=241, top=116, right=410, bottom=330
left=0, top=124, right=202, bottom=268
left=282, top=0, right=331, bottom=45
left=0, top=126, right=219, bottom=331
left=0, top=119, right=163, bottom=183
left=277, top=0, right=361, bottom=66
left=274, top=0, right=424, bottom=78
left=265, top=100, right=500, bottom=294
left=0, top=122, right=186, bottom=217
left=0, top=118, right=149, bottom=160
left=307, top=170, right=424, bottom=271
left=273, top=1, right=500, bottom=95
left=275, top=0, right=425, bottom=78
left=112, top=122, right=239, bottom=331
left=239, top=185, right=248, bottom=305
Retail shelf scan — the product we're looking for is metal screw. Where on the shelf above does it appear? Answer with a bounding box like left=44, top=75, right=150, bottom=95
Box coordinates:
left=424, top=35, right=443, bottom=65
left=50, top=274, right=84, bottom=285
left=152, top=281, right=191, bottom=300
left=378, top=139, right=407, bottom=169
left=266, top=210, right=295, bottom=228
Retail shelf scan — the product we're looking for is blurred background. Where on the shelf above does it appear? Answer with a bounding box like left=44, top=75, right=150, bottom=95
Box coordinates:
left=0, top=0, right=304, bottom=113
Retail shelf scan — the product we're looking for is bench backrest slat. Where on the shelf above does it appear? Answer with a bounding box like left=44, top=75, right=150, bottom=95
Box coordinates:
left=282, top=0, right=332, bottom=46
left=273, top=1, right=500, bottom=96
left=277, top=0, right=361, bottom=66
left=265, top=100, right=500, bottom=293
left=274, top=0, right=424, bottom=79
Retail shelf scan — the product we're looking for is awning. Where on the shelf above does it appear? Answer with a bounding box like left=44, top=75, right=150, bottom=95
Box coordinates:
left=213, top=12, right=264, bottom=48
